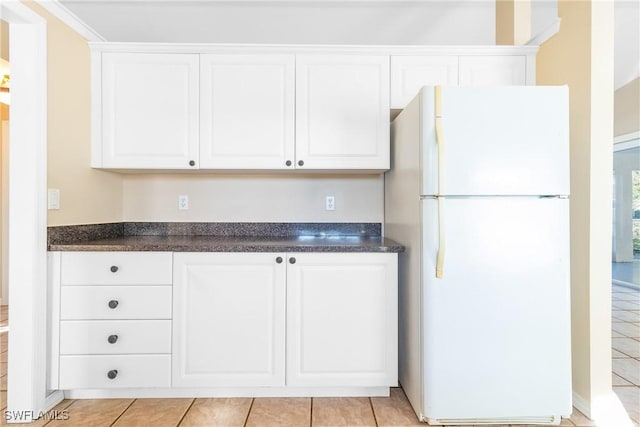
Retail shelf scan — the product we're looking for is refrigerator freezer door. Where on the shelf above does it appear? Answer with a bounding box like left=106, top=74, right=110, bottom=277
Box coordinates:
left=421, top=86, right=570, bottom=197
left=421, top=197, right=572, bottom=421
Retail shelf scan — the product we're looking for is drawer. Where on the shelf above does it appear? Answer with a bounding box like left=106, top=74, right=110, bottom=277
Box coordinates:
left=61, top=252, right=172, bottom=285
left=59, top=355, right=171, bottom=389
left=60, top=285, right=172, bottom=320
left=60, top=320, right=171, bottom=355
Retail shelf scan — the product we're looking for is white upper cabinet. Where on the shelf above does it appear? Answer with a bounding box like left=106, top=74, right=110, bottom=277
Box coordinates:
left=390, top=56, right=458, bottom=109
left=459, top=56, right=527, bottom=87
left=92, top=46, right=535, bottom=171
left=199, top=55, right=295, bottom=170
left=99, top=53, right=200, bottom=169
left=390, top=53, right=531, bottom=108
left=295, top=55, right=390, bottom=170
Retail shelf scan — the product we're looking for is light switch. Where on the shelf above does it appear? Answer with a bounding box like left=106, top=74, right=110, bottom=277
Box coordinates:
left=48, top=189, right=60, bottom=210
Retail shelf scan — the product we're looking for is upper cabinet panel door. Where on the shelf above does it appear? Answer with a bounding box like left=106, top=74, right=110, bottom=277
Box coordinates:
left=295, top=55, right=390, bottom=170
left=101, top=53, right=199, bottom=169
left=199, top=55, right=295, bottom=170
left=458, top=56, right=527, bottom=87
left=390, top=56, right=459, bottom=109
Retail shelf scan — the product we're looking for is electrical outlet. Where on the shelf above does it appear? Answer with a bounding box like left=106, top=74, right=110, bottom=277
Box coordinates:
left=178, top=195, right=189, bottom=210
left=325, top=196, right=335, bottom=211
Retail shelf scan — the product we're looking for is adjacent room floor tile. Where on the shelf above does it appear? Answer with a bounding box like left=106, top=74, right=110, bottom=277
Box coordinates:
left=614, top=386, right=640, bottom=423
left=613, top=322, right=640, bottom=338
left=613, top=373, right=634, bottom=386
left=612, top=338, right=640, bottom=358
left=613, top=311, right=640, bottom=322
left=613, top=358, right=640, bottom=385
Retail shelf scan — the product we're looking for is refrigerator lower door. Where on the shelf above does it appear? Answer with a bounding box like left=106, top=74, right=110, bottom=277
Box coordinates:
left=421, top=197, right=571, bottom=424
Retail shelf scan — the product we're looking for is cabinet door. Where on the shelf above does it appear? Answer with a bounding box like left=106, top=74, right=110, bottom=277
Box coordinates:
left=390, top=56, right=459, bottom=109
left=286, top=253, right=398, bottom=387
left=295, top=55, right=390, bottom=170
left=173, top=252, right=286, bottom=387
left=459, top=56, right=527, bottom=86
left=101, top=53, right=199, bottom=169
left=199, top=55, right=295, bottom=170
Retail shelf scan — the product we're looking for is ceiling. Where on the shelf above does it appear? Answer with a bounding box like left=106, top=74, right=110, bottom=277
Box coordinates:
left=54, top=0, right=639, bottom=90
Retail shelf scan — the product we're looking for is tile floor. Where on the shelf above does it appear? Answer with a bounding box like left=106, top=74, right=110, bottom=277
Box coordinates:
left=611, top=283, right=640, bottom=426
left=0, top=297, right=637, bottom=426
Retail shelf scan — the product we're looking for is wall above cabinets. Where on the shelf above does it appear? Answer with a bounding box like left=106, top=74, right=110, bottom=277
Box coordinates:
left=90, top=44, right=537, bottom=173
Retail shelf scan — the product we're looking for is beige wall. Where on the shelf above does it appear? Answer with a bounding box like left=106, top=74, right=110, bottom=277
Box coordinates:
left=122, top=174, right=384, bottom=223
left=24, top=1, right=123, bottom=226
left=537, top=0, right=615, bottom=420
left=0, top=20, right=8, bottom=61
left=496, top=0, right=531, bottom=45
left=614, top=77, right=640, bottom=136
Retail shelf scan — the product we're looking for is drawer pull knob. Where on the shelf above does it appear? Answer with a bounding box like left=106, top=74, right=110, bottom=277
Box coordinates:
left=285, top=160, right=292, bottom=167
left=289, top=257, right=296, bottom=264
left=107, top=369, right=118, bottom=380
left=276, top=257, right=283, bottom=264
left=189, top=160, right=196, bottom=167
left=107, top=334, right=118, bottom=344
left=110, top=265, right=119, bottom=273
left=108, top=300, right=119, bottom=309
left=298, top=160, right=304, bottom=167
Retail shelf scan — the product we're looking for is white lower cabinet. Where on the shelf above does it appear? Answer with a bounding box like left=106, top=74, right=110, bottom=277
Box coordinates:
left=286, top=253, right=398, bottom=387
left=52, top=250, right=398, bottom=393
left=172, top=252, right=287, bottom=387
left=172, top=251, right=398, bottom=389
left=59, top=355, right=171, bottom=389
left=53, top=252, right=173, bottom=390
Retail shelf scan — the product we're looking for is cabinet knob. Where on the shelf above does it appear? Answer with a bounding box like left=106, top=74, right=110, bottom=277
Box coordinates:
left=189, top=160, right=196, bottom=167
left=285, top=160, right=292, bottom=167
left=107, top=334, right=119, bottom=344
left=110, top=265, right=119, bottom=273
left=276, top=256, right=283, bottom=264
left=297, top=160, right=304, bottom=167
left=107, top=369, right=118, bottom=380
left=108, top=300, right=119, bottom=309
left=289, top=257, right=296, bottom=264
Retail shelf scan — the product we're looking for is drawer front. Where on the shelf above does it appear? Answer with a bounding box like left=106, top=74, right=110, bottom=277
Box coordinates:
left=59, top=355, right=171, bottom=389
left=61, top=252, right=172, bottom=285
left=60, top=320, right=171, bottom=355
left=60, top=286, right=172, bottom=320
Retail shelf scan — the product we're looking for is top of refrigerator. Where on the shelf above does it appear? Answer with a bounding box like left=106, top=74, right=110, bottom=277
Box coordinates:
left=409, top=85, right=570, bottom=197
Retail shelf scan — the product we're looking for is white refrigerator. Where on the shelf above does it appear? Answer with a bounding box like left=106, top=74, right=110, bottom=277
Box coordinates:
left=385, top=86, right=572, bottom=425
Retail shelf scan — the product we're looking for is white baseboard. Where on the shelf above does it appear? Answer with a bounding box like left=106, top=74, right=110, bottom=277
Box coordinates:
left=573, top=390, right=636, bottom=427
left=572, top=391, right=591, bottom=419
left=65, top=386, right=391, bottom=399
left=612, top=279, right=640, bottom=291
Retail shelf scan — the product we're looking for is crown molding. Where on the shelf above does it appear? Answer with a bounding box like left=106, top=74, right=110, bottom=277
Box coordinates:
left=88, top=42, right=539, bottom=56
left=33, top=0, right=106, bottom=42
left=526, top=17, right=561, bottom=47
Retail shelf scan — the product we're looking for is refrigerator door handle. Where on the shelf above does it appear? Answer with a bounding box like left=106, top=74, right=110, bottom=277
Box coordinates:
left=436, top=196, right=446, bottom=278
left=434, top=86, right=445, bottom=278
left=434, top=86, right=445, bottom=196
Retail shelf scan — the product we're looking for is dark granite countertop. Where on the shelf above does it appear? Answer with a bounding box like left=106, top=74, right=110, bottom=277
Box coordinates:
left=47, top=223, right=405, bottom=253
